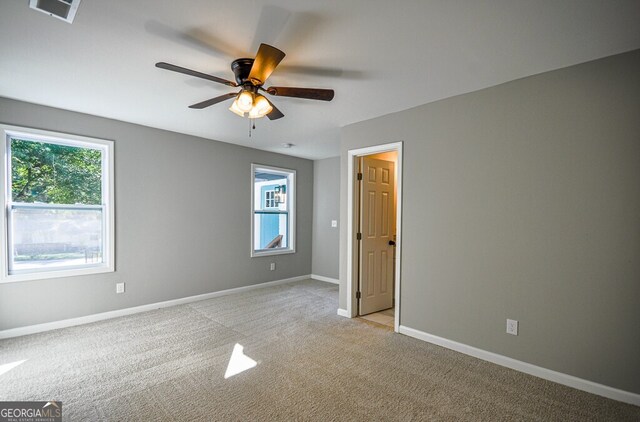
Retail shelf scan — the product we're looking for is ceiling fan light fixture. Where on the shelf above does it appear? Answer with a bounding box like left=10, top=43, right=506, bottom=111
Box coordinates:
left=229, top=99, right=246, bottom=117
left=237, top=90, right=254, bottom=112
left=157, top=43, right=334, bottom=126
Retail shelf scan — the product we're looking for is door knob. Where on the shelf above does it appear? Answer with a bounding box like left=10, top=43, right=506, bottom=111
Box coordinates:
left=388, top=240, right=396, bottom=246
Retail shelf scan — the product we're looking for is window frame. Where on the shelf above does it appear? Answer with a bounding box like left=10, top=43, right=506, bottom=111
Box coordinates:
left=0, top=124, right=115, bottom=283
left=250, top=163, right=296, bottom=258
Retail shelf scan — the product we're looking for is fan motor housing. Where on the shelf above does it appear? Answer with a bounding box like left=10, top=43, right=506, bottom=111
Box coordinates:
left=231, top=58, right=255, bottom=85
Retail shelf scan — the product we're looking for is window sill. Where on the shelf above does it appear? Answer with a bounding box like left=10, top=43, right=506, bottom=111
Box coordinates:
left=1, top=264, right=114, bottom=283
left=251, top=248, right=296, bottom=258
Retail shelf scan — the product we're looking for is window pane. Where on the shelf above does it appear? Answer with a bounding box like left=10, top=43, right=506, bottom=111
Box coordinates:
left=10, top=207, right=103, bottom=272
left=253, top=174, right=288, bottom=212
left=11, top=138, right=102, bottom=205
left=253, top=213, right=288, bottom=250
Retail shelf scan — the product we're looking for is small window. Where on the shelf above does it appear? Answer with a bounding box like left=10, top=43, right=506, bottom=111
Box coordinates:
left=1, top=125, right=114, bottom=282
left=251, top=164, right=295, bottom=257
left=264, top=190, right=277, bottom=209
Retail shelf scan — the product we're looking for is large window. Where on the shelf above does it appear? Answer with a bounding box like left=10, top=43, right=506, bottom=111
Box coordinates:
left=1, top=125, right=114, bottom=282
left=251, top=164, right=295, bottom=257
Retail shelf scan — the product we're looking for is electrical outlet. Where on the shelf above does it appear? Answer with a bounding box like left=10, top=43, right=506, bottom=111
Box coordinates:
left=116, top=282, right=125, bottom=294
left=506, top=319, right=518, bottom=336
left=331, top=220, right=338, bottom=228
left=270, top=263, right=276, bottom=271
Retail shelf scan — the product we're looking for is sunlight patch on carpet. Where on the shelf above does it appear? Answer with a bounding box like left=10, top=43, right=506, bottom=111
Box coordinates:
left=0, top=360, right=27, bottom=377
left=224, top=344, right=257, bottom=379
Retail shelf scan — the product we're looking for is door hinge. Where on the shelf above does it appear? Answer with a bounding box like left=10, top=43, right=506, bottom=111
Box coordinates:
left=356, top=291, right=361, bottom=299
left=357, top=172, right=363, bottom=181
left=356, top=232, right=362, bottom=240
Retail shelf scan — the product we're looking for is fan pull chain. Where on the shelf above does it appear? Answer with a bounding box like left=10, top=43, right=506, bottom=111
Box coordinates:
left=249, top=118, right=257, bottom=138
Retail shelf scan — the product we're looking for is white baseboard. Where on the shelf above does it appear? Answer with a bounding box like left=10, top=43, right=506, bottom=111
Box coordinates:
left=0, top=275, right=312, bottom=340
left=311, top=274, right=340, bottom=284
left=398, top=325, right=640, bottom=407
left=337, top=308, right=350, bottom=318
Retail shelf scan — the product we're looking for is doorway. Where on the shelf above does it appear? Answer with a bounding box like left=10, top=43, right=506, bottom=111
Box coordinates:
left=346, top=142, right=403, bottom=332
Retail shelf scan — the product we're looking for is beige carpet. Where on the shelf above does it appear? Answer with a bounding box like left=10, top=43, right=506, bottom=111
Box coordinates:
left=0, top=279, right=638, bottom=421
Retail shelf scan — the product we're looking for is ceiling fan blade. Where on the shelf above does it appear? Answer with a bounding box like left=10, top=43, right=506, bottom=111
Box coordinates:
left=250, top=5, right=291, bottom=54
left=248, top=43, right=286, bottom=85
left=266, top=98, right=284, bottom=120
left=145, top=21, right=243, bottom=59
left=156, top=62, right=237, bottom=87
left=188, top=93, right=237, bottom=109
left=266, top=86, right=334, bottom=101
left=278, top=64, right=367, bottom=80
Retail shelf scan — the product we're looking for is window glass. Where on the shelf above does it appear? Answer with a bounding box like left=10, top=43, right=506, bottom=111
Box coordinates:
left=252, top=165, right=295, bottom=256
left=11, top=139, right=102, bottom=204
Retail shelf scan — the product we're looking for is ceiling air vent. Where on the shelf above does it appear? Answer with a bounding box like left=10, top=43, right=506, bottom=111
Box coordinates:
left=29, top=0, right=81, bottom=24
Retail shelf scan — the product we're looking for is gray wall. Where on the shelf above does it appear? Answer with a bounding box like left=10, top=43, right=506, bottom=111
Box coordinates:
left=339, top=49, right=640, bottom=394
left=0, top=98, right=313, bottom=330
left=312, top=157, right=340, bottom=279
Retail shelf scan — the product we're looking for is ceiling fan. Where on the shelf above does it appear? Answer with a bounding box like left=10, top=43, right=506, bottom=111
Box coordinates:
left=155, top=43, right=334, bottom=121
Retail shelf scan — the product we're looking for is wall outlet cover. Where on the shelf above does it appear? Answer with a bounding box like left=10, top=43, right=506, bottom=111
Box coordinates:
left=331, top=220, right=338, bottom=228
left=506, top=319, right=518, bottom=335
left=270, top=263, right=276, bottom=271
left=116, top=282, right=125, bottom=294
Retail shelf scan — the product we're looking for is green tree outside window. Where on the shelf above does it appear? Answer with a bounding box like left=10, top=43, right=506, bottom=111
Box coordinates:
left=11, top=138, right=102, bottom=205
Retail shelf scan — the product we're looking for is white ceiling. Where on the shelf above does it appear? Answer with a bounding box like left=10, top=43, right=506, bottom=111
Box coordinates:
left=1, top=1, right=639, bottom=159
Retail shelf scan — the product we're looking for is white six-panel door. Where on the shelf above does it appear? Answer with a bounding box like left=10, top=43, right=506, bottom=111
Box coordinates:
left=358, top=156, right=395, bottom=315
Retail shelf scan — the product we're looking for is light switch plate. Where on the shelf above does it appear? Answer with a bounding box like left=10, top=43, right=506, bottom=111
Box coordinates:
left=331, top=220, right=338, bottom=228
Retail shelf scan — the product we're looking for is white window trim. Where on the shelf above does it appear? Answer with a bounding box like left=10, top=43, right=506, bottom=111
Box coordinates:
left=250, top=163, right=296, bottom=258
left=0, top=124, right=115, bottom=283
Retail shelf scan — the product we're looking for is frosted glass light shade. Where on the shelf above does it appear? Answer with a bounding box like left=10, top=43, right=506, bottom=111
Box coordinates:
left=229, top=99, right=245, bottom=117
left=237, top=91, right=254, bottom=112
left=249, top=95, right=273, bottom=118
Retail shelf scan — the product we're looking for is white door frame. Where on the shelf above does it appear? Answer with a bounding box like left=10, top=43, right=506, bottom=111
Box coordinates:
left=346, top=141, right=403, bottom=332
